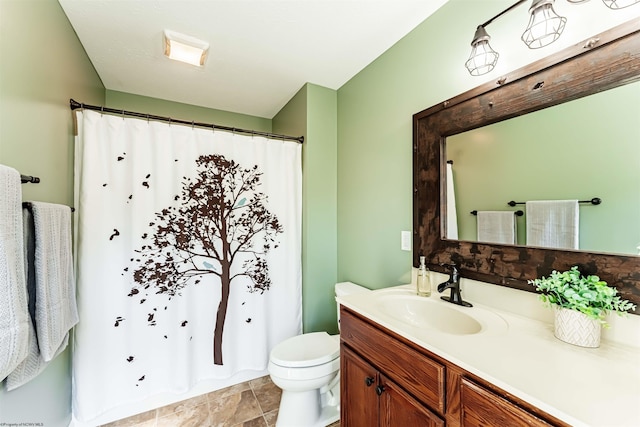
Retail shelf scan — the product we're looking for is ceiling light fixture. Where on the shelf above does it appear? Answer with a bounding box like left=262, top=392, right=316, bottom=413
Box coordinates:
left=464, top=0, right=639, bottom=76
left=163, top=30, right=209, bottom=67
left=521, top=0, right=567, bottom=49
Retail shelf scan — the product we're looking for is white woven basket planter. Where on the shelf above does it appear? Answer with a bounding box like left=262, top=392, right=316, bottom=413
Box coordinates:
left=554, top=306, right=601, bottom=348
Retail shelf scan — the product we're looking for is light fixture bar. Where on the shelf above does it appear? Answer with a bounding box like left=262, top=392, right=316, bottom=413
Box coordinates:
left=480, top=0, right=528, bottom=28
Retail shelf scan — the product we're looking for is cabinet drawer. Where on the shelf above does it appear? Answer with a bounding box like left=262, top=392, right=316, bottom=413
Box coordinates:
left=461, top=378, right=553, bottom=427
left=340, top=308, right=445, bottom=414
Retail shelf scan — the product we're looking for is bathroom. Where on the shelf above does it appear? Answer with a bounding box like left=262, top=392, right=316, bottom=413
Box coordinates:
left=1, top=0, right=639, bottom=426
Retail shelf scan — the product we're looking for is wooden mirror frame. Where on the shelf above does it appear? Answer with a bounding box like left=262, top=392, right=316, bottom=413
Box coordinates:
left=413, top=18, right=640, bottom=309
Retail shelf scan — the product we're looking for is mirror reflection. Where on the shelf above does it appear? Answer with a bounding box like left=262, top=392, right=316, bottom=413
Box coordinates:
left=445, top=80, right=640, bottom=256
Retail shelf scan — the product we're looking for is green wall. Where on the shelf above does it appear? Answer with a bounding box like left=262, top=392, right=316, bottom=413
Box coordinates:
left=106, top=90, right=272, bottom=132
left=336, top=0, right=483, bottom=288
left=0, top=0, right=105, bottom=425
left=274, top=83, right=339, bottom=334
left=335, top=0, right=640, bottom=286
left=447, top=80, right=640, bottom=254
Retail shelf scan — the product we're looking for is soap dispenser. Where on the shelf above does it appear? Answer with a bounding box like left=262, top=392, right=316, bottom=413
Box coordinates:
left=417, top=256, right=431, bottom=297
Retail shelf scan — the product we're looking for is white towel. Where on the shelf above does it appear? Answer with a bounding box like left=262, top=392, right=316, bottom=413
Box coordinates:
left=476, top=211, right=517, bottom=244
left=526, top=200, right=579, bottom=249
left=6, top=208, right=66, bottom=390
left=28, top=201, right=79, bottom=362
left=0, top=165, right=30, bottom=380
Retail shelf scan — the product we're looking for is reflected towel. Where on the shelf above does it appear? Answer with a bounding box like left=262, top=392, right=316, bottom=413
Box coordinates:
left=476, top=211, right=517, bottom=244
left=526, top=200, right=579, bottom=249
left=0, top=165, right=30, bottom=380
left=28, top=201, right=78, bottom=362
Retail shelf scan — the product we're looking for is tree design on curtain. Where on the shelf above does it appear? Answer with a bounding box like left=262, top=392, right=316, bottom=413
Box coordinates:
left=128, top=154, right=283, bottom=365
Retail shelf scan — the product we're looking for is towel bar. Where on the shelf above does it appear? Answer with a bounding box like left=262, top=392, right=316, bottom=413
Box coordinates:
left=507, top=198, right=601, bottom=206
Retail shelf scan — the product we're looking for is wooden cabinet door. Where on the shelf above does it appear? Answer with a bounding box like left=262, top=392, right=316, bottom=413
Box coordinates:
left=379, top=374, right=445, bottom=427
left=341, top=345, right=379, bottom=427
left=461, top=378, right=553, bottom=427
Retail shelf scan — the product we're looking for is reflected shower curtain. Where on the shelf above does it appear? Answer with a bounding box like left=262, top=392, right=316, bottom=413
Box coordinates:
left=72, top=110, right=302, bottom=422
left=446, top=162, right=458, bottom=239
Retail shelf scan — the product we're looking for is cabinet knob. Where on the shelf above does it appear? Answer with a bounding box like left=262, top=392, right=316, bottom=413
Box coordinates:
left=376, top=385, right=385, bottom=396
left=365, top=377, right=375, bottom=387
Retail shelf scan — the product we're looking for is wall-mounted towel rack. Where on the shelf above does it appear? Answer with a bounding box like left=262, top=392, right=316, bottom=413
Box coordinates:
left=507, top=197, right=601, bottom=206
left=20, top=174, right=40, bottom=184
left=471, top=210, right=524, bottom=216
left=22, top=202, right=75, bottom=213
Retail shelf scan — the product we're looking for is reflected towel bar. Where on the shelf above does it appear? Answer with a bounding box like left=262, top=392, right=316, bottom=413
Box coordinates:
left=471, top=210, right=523, bottom=216
left=507, top=198, right=601, bottom=206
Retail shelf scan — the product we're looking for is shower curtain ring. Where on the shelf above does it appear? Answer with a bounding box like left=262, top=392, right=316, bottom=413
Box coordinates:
left=192, top=120, right=195, bottom=129
left=100, top=106, right=104, bottom=116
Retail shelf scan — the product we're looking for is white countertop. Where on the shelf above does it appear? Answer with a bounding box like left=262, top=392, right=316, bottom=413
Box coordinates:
left=337, top=284, right=640, bottom=427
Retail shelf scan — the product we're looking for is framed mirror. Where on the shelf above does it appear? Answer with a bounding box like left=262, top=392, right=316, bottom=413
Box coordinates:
left=413, top=18, right=640, bottom=309
left=446, top=79, right=640, bottom=255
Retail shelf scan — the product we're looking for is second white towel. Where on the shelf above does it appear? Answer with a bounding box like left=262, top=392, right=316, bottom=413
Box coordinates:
left=29, top=201, right=79, bottom=362
left=526, top=200, right=579, bottom=249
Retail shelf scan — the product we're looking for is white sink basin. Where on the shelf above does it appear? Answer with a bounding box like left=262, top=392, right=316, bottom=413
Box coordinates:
left=375, top=292, right=507, bottom=336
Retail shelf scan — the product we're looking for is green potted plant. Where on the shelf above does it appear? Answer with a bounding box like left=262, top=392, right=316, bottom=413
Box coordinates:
left=529, top=266, right=636, bottom=347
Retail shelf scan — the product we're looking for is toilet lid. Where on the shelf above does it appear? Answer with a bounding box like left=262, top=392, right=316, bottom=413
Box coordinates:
left=270, top=332, right=339, bottom=368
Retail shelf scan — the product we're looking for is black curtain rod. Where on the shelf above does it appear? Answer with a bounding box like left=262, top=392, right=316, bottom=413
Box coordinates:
left=69, top=99, right=304, bottom=144
left=471, top=210, right=524, bottom=216
left=21, top=174, right=40, bottom=184
left=508, top=198, right=602, bottom=206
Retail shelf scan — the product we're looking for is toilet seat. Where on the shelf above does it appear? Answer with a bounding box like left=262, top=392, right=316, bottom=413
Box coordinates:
left=270, top=332, right=339, bottom=368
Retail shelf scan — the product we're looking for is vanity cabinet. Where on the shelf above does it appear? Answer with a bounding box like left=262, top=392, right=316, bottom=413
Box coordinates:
left=340, top=307, right=569, bottom=427
left=460, top=377, right=553, bottom=427
left=342, top=345, right=444, bottom=427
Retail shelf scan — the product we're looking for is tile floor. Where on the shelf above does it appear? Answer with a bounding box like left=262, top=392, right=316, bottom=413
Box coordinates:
left=101, top=375, right=340, bottom=427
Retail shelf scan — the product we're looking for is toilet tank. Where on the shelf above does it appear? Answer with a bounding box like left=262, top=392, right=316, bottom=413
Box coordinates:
left=335, top=281, right=370, bottom=329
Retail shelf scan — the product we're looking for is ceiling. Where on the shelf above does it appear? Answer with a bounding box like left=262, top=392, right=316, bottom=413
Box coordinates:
left=58, top=0, right=450, bottom=119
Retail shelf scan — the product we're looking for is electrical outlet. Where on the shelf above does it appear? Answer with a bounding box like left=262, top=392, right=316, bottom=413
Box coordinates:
left=401, top=231, right=411, bottom=251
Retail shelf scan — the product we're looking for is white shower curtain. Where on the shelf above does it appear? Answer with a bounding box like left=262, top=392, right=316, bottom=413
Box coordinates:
left=72, top=110, right=302, bottom=423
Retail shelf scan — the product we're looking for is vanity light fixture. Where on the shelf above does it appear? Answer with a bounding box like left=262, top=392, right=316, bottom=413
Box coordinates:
left=465, top=26, right=500, bottom=76
left=163, top=30, right=209, bottom=66
left=464, top=0, right=638, bottom=76
left=521, top=0, right=567, bottom=49
left=602, top=0, right=640, bottom=8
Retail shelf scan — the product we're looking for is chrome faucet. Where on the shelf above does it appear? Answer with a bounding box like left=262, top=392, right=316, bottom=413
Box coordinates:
left=437, top=265, right=472, bottom=307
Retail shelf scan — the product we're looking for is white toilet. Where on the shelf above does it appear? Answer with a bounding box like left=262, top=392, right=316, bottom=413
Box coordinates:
left=268, top=282, right=370, bottom=427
